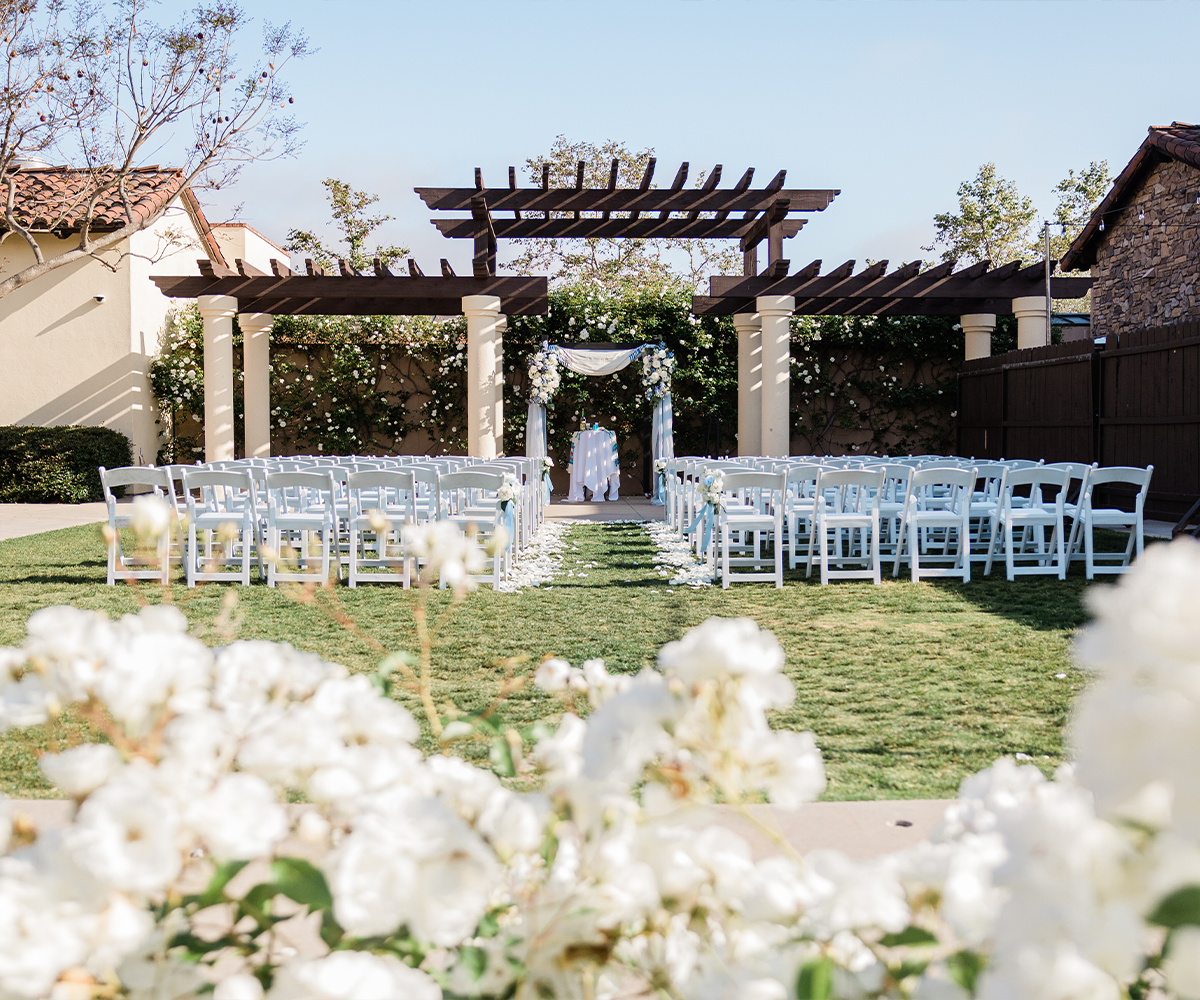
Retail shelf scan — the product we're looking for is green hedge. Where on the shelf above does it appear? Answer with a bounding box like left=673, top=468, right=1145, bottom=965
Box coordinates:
left=0, top=426, right=133, bottom=503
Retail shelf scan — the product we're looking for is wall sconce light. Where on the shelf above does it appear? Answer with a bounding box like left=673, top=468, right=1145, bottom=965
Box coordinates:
left=93, top=294, right=105, bottom=303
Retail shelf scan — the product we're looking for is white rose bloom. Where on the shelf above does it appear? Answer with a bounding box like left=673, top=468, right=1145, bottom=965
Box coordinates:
left=39, top=744, right=122, bottom=799
left=797, top=850, right=910, bottom=937
left=426, top=753, right=503, bottom=824
left=581, top=672, right=679, bottom=785
left=477, top=789, right=550, bottom=859
left=24, top=606, right=118, bottom=702
left=237, top=705, right=345, bottom=787
left=0, top=674, right=53, bottom=730
left=740, top=729, right=827, bottom=807
left=658, top=618, right=794, bottom=713
left=0, top=856, right=90, bottom=997
left=533, top=657, right=573, bottom=692
left=94, top=628, right=212, bottom=736
left=158, top=709, right=237, bottom=790
left=311, top=674, right=419, bottom=748
left=84, top=890, right=155, bottom=983
left=326, top=788, right=498, bottom=944
left=213, top=641, right=345, bottom=734
left=213, top=972, right=265, bottom=1000
left=67, top=761, right=182, bottom=895
left=1164, top=925, right=1200, bottom=1000
left=129, top=495, right=174, bottom=542
left=184, top=773, right=288, bottom=860
left=532, top=712, right=586, bottom=785
left=267, top=952, right=441, bottom=1000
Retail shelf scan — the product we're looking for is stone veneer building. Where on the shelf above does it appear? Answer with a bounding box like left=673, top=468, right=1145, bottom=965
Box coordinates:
left=1062, top=121, right=1200, bottom=337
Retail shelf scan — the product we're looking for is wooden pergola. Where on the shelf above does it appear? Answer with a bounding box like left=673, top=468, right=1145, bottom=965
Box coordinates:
left=152, top=257, right=549, bottom=463
left=415, top=160, right=838, bottom=277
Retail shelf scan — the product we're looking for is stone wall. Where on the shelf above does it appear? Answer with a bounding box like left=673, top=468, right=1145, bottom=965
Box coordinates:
left=1091, top=158, right=1200, bottom=337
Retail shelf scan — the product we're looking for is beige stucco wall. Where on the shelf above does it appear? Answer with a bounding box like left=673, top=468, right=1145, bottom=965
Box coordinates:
left=0, top=200, right=205, bottom=463
left=211, top=223, right=287, bottom=274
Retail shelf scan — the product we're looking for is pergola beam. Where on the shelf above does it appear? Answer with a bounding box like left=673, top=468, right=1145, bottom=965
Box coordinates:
left=432, top=216, right=807, bottom=241
left=416, top=184, right=838, bottom=215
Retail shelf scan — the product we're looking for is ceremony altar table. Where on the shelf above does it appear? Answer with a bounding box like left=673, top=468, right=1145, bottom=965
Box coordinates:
left=567, top=429, right=620, bottom=502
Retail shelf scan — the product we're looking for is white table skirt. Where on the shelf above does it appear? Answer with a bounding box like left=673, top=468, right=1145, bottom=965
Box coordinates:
left=567, top=429, right=620, bottom=502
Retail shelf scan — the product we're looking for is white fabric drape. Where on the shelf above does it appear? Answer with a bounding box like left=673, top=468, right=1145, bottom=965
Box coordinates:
left=651, top=394, right=675, bottom=504
left=556, top=346, right=642, bottom=376
left=524, top=401, right=547, bottom=459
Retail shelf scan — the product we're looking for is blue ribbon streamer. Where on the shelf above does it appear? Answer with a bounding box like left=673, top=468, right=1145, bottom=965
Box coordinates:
left=500, top=500, right=516, bottom=552
left=686, top=502, right=716, bottom=556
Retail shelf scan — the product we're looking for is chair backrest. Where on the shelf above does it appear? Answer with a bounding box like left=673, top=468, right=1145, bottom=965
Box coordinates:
left=1083, top=465, right=1154, bottom=510
left=98, top=466, right=171, bottom=507
left=908, top=466, right=977, bottom=512
left=264, top=471, right=336, bottom=515
left=719, top=470, right=787, bottom=492
left=182, top=469, right=257, bottom=517
left=348, top=470, right=417, bottom=522
left=1000, top=466, right=1067, bottom=511
left=815, top=468, right=885, bottom=512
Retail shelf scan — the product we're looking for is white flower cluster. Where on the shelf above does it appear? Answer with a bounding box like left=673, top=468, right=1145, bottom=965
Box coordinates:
left=640, top=344, right=676, bottom=400
left=496, top=475, right=521, bottom=507
left=6, top=541, right=1200, bottom=998
left=696, top=470, right=726, bottom=511
left=527, top=344, right=561, bottom=405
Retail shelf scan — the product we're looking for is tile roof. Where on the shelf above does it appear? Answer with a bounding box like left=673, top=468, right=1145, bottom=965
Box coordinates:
left=1062, top=122, right=1200, bottom=271
left=0, top=166, right=185, bottom=233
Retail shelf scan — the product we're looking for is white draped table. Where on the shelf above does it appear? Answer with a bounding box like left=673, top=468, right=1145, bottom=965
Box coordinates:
left=566, top=429, right=620, bottom=502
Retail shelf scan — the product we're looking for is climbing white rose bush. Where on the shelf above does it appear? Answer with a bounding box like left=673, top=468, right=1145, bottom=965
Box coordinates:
left=3, top=539, right=1200, bottom=997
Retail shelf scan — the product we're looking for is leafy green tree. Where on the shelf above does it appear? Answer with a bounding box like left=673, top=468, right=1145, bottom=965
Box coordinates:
left=284, top=177, right=409, bottom=273
left=924, top=163, right=1037, bottom=266
left=510, top=135, right=740, bottom=293
left=1046, top=160, right=1110, bottom=263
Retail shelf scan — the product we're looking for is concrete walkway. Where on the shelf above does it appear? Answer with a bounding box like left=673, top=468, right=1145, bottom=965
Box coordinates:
left=0, top=502, right=134, bottom=541
left=544, top=495, right=662, bottom=522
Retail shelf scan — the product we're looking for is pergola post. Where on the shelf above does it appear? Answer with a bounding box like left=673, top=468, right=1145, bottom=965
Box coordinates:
left=756, top=295, right=795, bottom=457
left=733, top=312, right=762, bottom=456
left=961, top=313, right=996, bottom=361
left=198, top=294, right=238, bottom=462
left=494, top=315, right=506, bottom=455
left=239, top=313, right=274, bottom=459
left=463, top=295, right=502, bottom=458
left=1012, top=296, right=1049, bottom=350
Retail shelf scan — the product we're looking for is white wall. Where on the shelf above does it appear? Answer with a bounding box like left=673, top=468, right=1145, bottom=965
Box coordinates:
left=211, top=224, right=287, bottom=274
left=0, top=200, right=204, bottom=463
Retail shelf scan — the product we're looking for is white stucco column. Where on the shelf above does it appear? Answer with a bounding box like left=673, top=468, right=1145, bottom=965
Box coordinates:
left=961, top=313, right=996, bottom=362
left=198, top=294, right=238, bottom=462
left=494, top=315, right=506, bottom=456
left=733, top=312, right=762, bottom=456
left=1013, top=296, right=1049, bottom=350
left=463, top=295, right=501, bottom=458
left=756, top=295, right=795, bottom=457
left=239, top=313, right=273, bottom=458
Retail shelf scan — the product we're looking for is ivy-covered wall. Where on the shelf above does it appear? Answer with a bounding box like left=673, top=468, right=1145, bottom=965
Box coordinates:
left=151, top=288, right=970, bottom=473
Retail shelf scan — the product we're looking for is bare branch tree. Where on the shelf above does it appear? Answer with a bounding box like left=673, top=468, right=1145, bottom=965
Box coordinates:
left=0, top=0, right=308, bottom=299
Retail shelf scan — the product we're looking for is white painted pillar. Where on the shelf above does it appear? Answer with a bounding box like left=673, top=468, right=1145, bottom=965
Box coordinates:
left=239, top=313, right=274, bottom=458
left=198, top=294, right=238, bottom=462
left=462, top=295, right=501, bottom=458
left=494, top=315, right=506, bottom=456
left=756, top=295, right=795, bottom=457
left=1013, top=296, right=1049, bottom=350
left=733, top=312, right=762, bottom=456
left=961, top=313, right=997, bottom=362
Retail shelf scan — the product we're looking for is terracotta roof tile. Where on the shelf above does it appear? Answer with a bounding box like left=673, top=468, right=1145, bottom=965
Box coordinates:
left=0, top=166, right=185, bottom=233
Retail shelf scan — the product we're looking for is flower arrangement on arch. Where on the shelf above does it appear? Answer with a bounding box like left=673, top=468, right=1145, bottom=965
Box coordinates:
left=527, top=342, right=561, bottom=405
left=640, top=343, right=676, bottom=400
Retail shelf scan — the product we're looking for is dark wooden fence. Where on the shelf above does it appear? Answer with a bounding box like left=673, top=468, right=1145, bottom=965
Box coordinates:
left=957, top=319, right=1200, bottom=520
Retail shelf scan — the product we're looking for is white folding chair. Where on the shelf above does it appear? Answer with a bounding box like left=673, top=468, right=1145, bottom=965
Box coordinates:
left=265, top=471, right=339, bottom=588
left=347, top=470, right=416, bottom=588
left=437, top=470, right=507, bottom=589
left=985, top=467, right=1068, bottom=581
left=718, top=470, right=786, bottom=588
left=892, top=466, right=976, bottom=583
left=810, top=468, right=885, bottom=585
left=1070, top=465, right=1154, bottom=578
left=181, top=469, right=261, bottom=587
left=98, top=466, right=174, bottom=586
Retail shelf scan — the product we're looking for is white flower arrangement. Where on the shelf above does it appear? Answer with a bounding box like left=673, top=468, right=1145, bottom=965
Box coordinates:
left=527, top=343, right=561, bottom=405
left=640, top=344, right=676, bottom=400
left=696, top=469, right=725, bottom=510
left=496, top=475, right=521, bottom=507
left=541, top=456, right=554, bottom=477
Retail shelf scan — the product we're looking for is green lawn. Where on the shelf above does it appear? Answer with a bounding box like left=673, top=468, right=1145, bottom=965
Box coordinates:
left=0, top=519, right=1122, bottom=801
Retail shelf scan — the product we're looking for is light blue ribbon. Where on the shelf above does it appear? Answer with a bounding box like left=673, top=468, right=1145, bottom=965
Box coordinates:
left=685, top=475, right=722, bottom=556
left=542, top=471, right=552, bottom=505
left=500, top=500, right=516, bottom=552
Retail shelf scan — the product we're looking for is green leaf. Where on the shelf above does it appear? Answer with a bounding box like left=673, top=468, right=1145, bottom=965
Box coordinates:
left=320, top=910, right=345, bottom=949
left=797, top=956, right=833, bottom=1000
left=270, top=857, right=334, bottom=910
left=946, top=949, right=985, bottom=994
left=1150, top=885, right=1200, bottom=928
left=879, top=926, right=939, bottom=947
left=893, top=959, right=930, bottom=982
left=490, top=737, right=516, bottom=777
left=189, top=859, right=249, bottom=908
left=461, top=945, right=487, bottom=982
left=476, top=912, right=500, bottom=939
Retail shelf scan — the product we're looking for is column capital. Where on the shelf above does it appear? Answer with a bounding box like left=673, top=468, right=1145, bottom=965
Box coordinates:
left=755, top=295, right=795, bottom=317
left=1011, top=296, right=1047, bottom=319
left=197, top=293, right=238, bottom=319
left=960, top=313, right=997, bottom=332
left=238, top=312, right=275, bottom=335
left=732, top=312, right=762, bottom=334
left=462, top=294, right=502, bottom=317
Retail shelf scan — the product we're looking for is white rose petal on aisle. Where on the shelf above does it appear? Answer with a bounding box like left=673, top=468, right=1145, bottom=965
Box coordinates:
left=646, top=518, right=713, bottom=587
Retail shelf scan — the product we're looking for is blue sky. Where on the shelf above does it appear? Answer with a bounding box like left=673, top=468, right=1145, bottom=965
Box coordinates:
left=186, top=0, right=1200, bottom=275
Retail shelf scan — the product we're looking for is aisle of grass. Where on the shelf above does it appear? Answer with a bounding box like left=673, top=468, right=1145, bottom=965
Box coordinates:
left=0, top=519, right=1103, bottom=801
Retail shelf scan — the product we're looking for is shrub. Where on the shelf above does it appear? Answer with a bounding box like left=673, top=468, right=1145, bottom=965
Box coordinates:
left=0, top=425, right=133, bottom=503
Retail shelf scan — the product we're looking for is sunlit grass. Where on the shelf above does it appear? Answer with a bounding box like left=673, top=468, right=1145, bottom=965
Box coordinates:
left=0, top=519, right=1131, bottom=800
